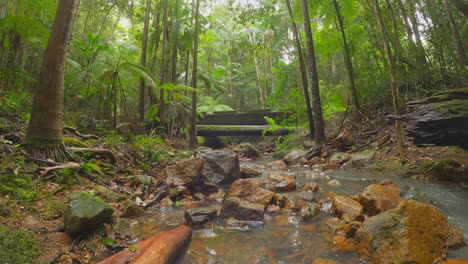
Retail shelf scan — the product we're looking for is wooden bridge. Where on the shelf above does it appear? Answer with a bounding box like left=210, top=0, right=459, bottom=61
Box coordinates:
left=196, top=110, right=295, bottom=136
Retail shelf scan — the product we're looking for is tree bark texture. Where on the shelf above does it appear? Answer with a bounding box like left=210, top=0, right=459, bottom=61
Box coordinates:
left=139, top=0, right=151, bottom=122
left=300, top=0, right=326, bottom=144
left=443, top=0, right=466, bottom=68
left=189, top=0, right=200, bottom=148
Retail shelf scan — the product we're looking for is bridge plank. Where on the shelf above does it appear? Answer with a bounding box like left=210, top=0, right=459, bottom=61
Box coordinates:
left=196, top=125, right=290, bottom=136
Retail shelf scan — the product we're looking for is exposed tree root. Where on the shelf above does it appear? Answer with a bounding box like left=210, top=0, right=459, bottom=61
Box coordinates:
left=68, top=147, right=117, bottom=164
left=23, top=144, right=76, bottom=163
left=63, top=126, right=99, bottom=140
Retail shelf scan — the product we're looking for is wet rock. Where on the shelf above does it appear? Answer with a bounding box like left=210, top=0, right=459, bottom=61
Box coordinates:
left=95, top=186, right=127, bottom=203
left=282, top=193, right=309, bottom=211
left=323, top=164, right=342, bottom=170
left=332, top=195, right=363, bottom=222
left=308, top=157, right=325, bottom=166
left=302, top=140, right=315, bottom=149
left=319, top=198, right=334, bottom=214
left=444, top=259, right=468, bottom=264
left=296, top=192, right=317, bottom=202
left=240, top=166, right=261, bottom=178
left=231, top=143, right=260, bottom=158
left=358, top=184, right=402, bottom=216
left=331, top=235, right=358, bottom=252
left=312, top=258, right=339, bottom=264
left=355, top=200, right=466, bottom=264
left=206, top=189, right=226, bottom=201
left=399, top=185, right=428, bottom=203
left=329, top=153, right=351, bottom=164
left=266, top=159, right=288, bottom=170
left=158, top=197, right=174, bottom=208
left=197, top=149, right=240, bottom=185
left=219, top=197, right=264, bottom=221
left=336, top=221, right=362, bottom=238
left=301, top=182, right=320, bottom=193
left=326, top=179, right=342, bottom=186
left=64, top=192, right=114, bottom=233
left=184, top=208, right=217, bottom=227
left=271, top=193, right=286, bottom=207
left=349, top=152, right=375, bottom=168
left=120, top=200, right=145, bottom=218
left=301, top=170, right=329, bottom=180
left=264, top=172, right=297, bottom=192
left=300, top=203, right=320, bottom=220
left=168, top=185, right=191, bottom=199
left=158, top=157, right=204, bottom=186
left=332, top=131, right=355, bottom=150
left=266, top=204, right=282, bottom=213
left=223, top=219, right=264, bottom=230
left=283, top=150, right=308, bottom=165
left=126, top=175, right=158, bottom=187
left=311, top=164, right=325, bottom=171
left=430, top=158, right=467, bottom=182
left=226, top=179, right=275, bottom=208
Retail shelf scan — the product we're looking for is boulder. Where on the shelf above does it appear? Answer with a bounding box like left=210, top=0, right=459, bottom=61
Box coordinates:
left=332, top=131, right=355, bottom=150
left=266, top=159, right=288, bottom=170
left=158, top=157, right=204, bottom=186
left=349, top=152, right=375, bottom=168
left=331, top=235, right=358, bottom=252
left=223, top=219, right=264, bottom=230
left=327, top=179, right=342, bottom=186
left=399, top=185, right=428, bottom=203
left=218, top=197, right=264, bottom=221
left=299, top=203, right=321, bottom=221
left=184, top=208, right=217, bottom=227
left=332, top=195, right=363, bottom=222
left=302, top=140, right=315, bottom=149
left=120, top=200, right=145, bottom=218
left=308, top=157, right=325, bottom=166
left=264, top=172, right=297, bottom=192
left=329, top=153, right=351, bottom=164
left=64, top=192, right=114, bottom=233
left=358, top=184, right=402, bottom=216
left=231, top=143, right=260, bottom=158
left=355, top=200, right=465, bottom=264
left=225, top=179, right=275, bottom=208
left=282, top=193, right=310, bottom=211
left=283, top=150, right=308, bottom=165
left=197, top=149, right=240, bottom=186
left=158, top=197, right=174, bottom=208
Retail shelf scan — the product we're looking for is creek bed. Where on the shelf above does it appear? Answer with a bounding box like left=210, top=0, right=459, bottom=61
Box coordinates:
left=131, top=158, right=468, bottom=263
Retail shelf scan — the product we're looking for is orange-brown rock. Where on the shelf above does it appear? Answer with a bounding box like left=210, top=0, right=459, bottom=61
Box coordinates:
left=308, top=157, right=325, bottom=166
left=312, top=258, right=339, bottom=264
left=336, top=221, right=362, bottom=238
left=332, top=131, right=355, bottom=150
left=331, top=235, right=358, bottom=252
left=358, top=184, right=403, bottom=215
left=264, top=172, right=297, bottom=192
left=272, top=193, right=286, bottom=207
left=332, top=195, right=363, bottom=221
left=301, top=182, right=320, bottom=193
left=283, top=150, right=308, bottom=165
left=323, top=164, right=342, bottom=170
left=158, top=157, right=204, bottom=186
left=355, top=200, right=466, bottom=264
left=266, top=159, right=288, bottom=170
left=443, top=258, right=468, bottom=264
left=226, top=179, right=275, bottom=208
left=158, top=197, right=174, bottom=208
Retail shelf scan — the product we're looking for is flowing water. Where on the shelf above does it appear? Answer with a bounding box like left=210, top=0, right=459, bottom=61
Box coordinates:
left=132, top=157, right=468, bottom=263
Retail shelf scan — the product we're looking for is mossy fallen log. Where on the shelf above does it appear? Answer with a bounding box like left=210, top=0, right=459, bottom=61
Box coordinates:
left=196, top=125, right=291, bottom=136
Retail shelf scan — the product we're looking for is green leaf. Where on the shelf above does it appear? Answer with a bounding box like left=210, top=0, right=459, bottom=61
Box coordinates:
left=103, top=237, right=116, bottom=246
left=129, top=245, right=137, bottom=252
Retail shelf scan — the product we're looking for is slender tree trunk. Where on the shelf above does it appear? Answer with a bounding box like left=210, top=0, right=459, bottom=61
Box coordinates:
left=159, top=0, right=169, bottom=122
left=149, top=7, right=161, bottom=105
left=139, top=0, right=151, bottom=122
left=333, top=0, right=359, bottom=111
left=253, top=54, right=267, bottom=109
left=171, top=0, right=180, bottom=83
left=285, top=0, right=314, bottom=139
left=189, top=0, right=200, bottom=148
left=372, top=0, right=407, bottom=158
left=300, top=0, right=326, bottom=144
left=443, top=0, right=466, bottom=68
left=24, top=0, right=77, bottom=161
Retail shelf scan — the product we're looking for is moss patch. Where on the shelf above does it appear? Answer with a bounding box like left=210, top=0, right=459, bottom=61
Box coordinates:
left=63, top=137, right=90, bottom=148
left=430, top=158, right=467, bottom=181
left=0, top=225, right=42, bottom=264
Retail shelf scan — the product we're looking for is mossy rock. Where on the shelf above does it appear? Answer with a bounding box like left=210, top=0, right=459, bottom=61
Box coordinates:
left=0, top=226, right=42, bottom=264
left=64, top=192, right=114, bottom=234
left=63, top=137, right=90, bottom=148
left=430, top=158, right=467, bottom=181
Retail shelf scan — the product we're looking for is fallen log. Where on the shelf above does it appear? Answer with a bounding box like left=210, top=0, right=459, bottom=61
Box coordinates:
left=387, top=88, right=468, bottom=149
left=97, top=225, right=192, bottom=264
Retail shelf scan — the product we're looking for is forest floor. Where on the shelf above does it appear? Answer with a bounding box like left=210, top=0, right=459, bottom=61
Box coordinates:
left=0, top=114, right=467, bottom=263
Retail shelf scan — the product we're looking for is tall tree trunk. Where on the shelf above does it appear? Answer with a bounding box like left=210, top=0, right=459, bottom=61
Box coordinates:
left=189, top=0, right=200, bottom=148
left=149, top=6, right=161, bottom=105
left=285, top=0, right=314, bottom=140
left=139, top=0, right=151, bottom=122
left=333, top=0, right=360, bottom=111
left=443, top=0, right=466, bottom=68
left=372, top=0, right=407, bottom=158
left=171, top=0, right=180, bottom=83
left=24, top=0, right=77, bottom=161
left=159, top=0, right=169, bottom=123
left=253, top=54, right=267, bottom=109
left=300, top=0, right=326, bottom=144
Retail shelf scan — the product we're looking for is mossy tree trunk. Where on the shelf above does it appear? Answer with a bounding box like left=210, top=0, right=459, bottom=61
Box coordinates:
left=23, top=0, right=76, bottom=162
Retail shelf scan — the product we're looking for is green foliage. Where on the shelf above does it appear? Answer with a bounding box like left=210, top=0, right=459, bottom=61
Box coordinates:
left=0, top=90, right=32, bottom=119
left=63, top=137, right=91, bottom=148
left=133, top=132, right=167, bottom=163
left=0, top=225, right=43, bottom=264
left=103, top=237, right=116, bottom=246
left=105, top=131, right=125, bottom=147
left=197, top=96, right=234, bottom=114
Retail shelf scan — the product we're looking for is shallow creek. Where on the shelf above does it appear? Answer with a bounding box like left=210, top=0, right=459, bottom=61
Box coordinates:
left=129, top=157, right=468, bottom=263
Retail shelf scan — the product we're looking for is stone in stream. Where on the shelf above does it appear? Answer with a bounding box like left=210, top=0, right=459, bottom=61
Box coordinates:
left=283, top=150, right=308, bottom=165
left=328, top=152, right=351, bottom=164
left=64, top=192, right=114, bottom=233
left=184, top=208, right=218, bottom=227
left=332, top=195, right=363, bottom=222
left=223, top=219, right=264, bottom=231
left=239, top=166, right=261, bottom=178
left=301, top=182, right=320, bottom=193
left=398, top=185, right=428, bottom=203
left=355, top=200, right=465, bottom=264
left=225, top=179, right=275, bottom=208
left=266, top=159, right=288, bottom=170
left=158, top=157, right=204, bottom=186
left=358, top=184, right=402, bottom=216
left=299, top=203, right=321, bottom=221
left=349, top=152, right=375, bottom=168
left=430, top=158, right=467, bottom=182
left=218, top=197, right=265, bottom=221
left=308, top=157, right=325, bottom=166
left=332, top=131, right=356, bottom=150
left=264, top=172, right=297, bottom=192
left=197, top=149, right=240, bottom=186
